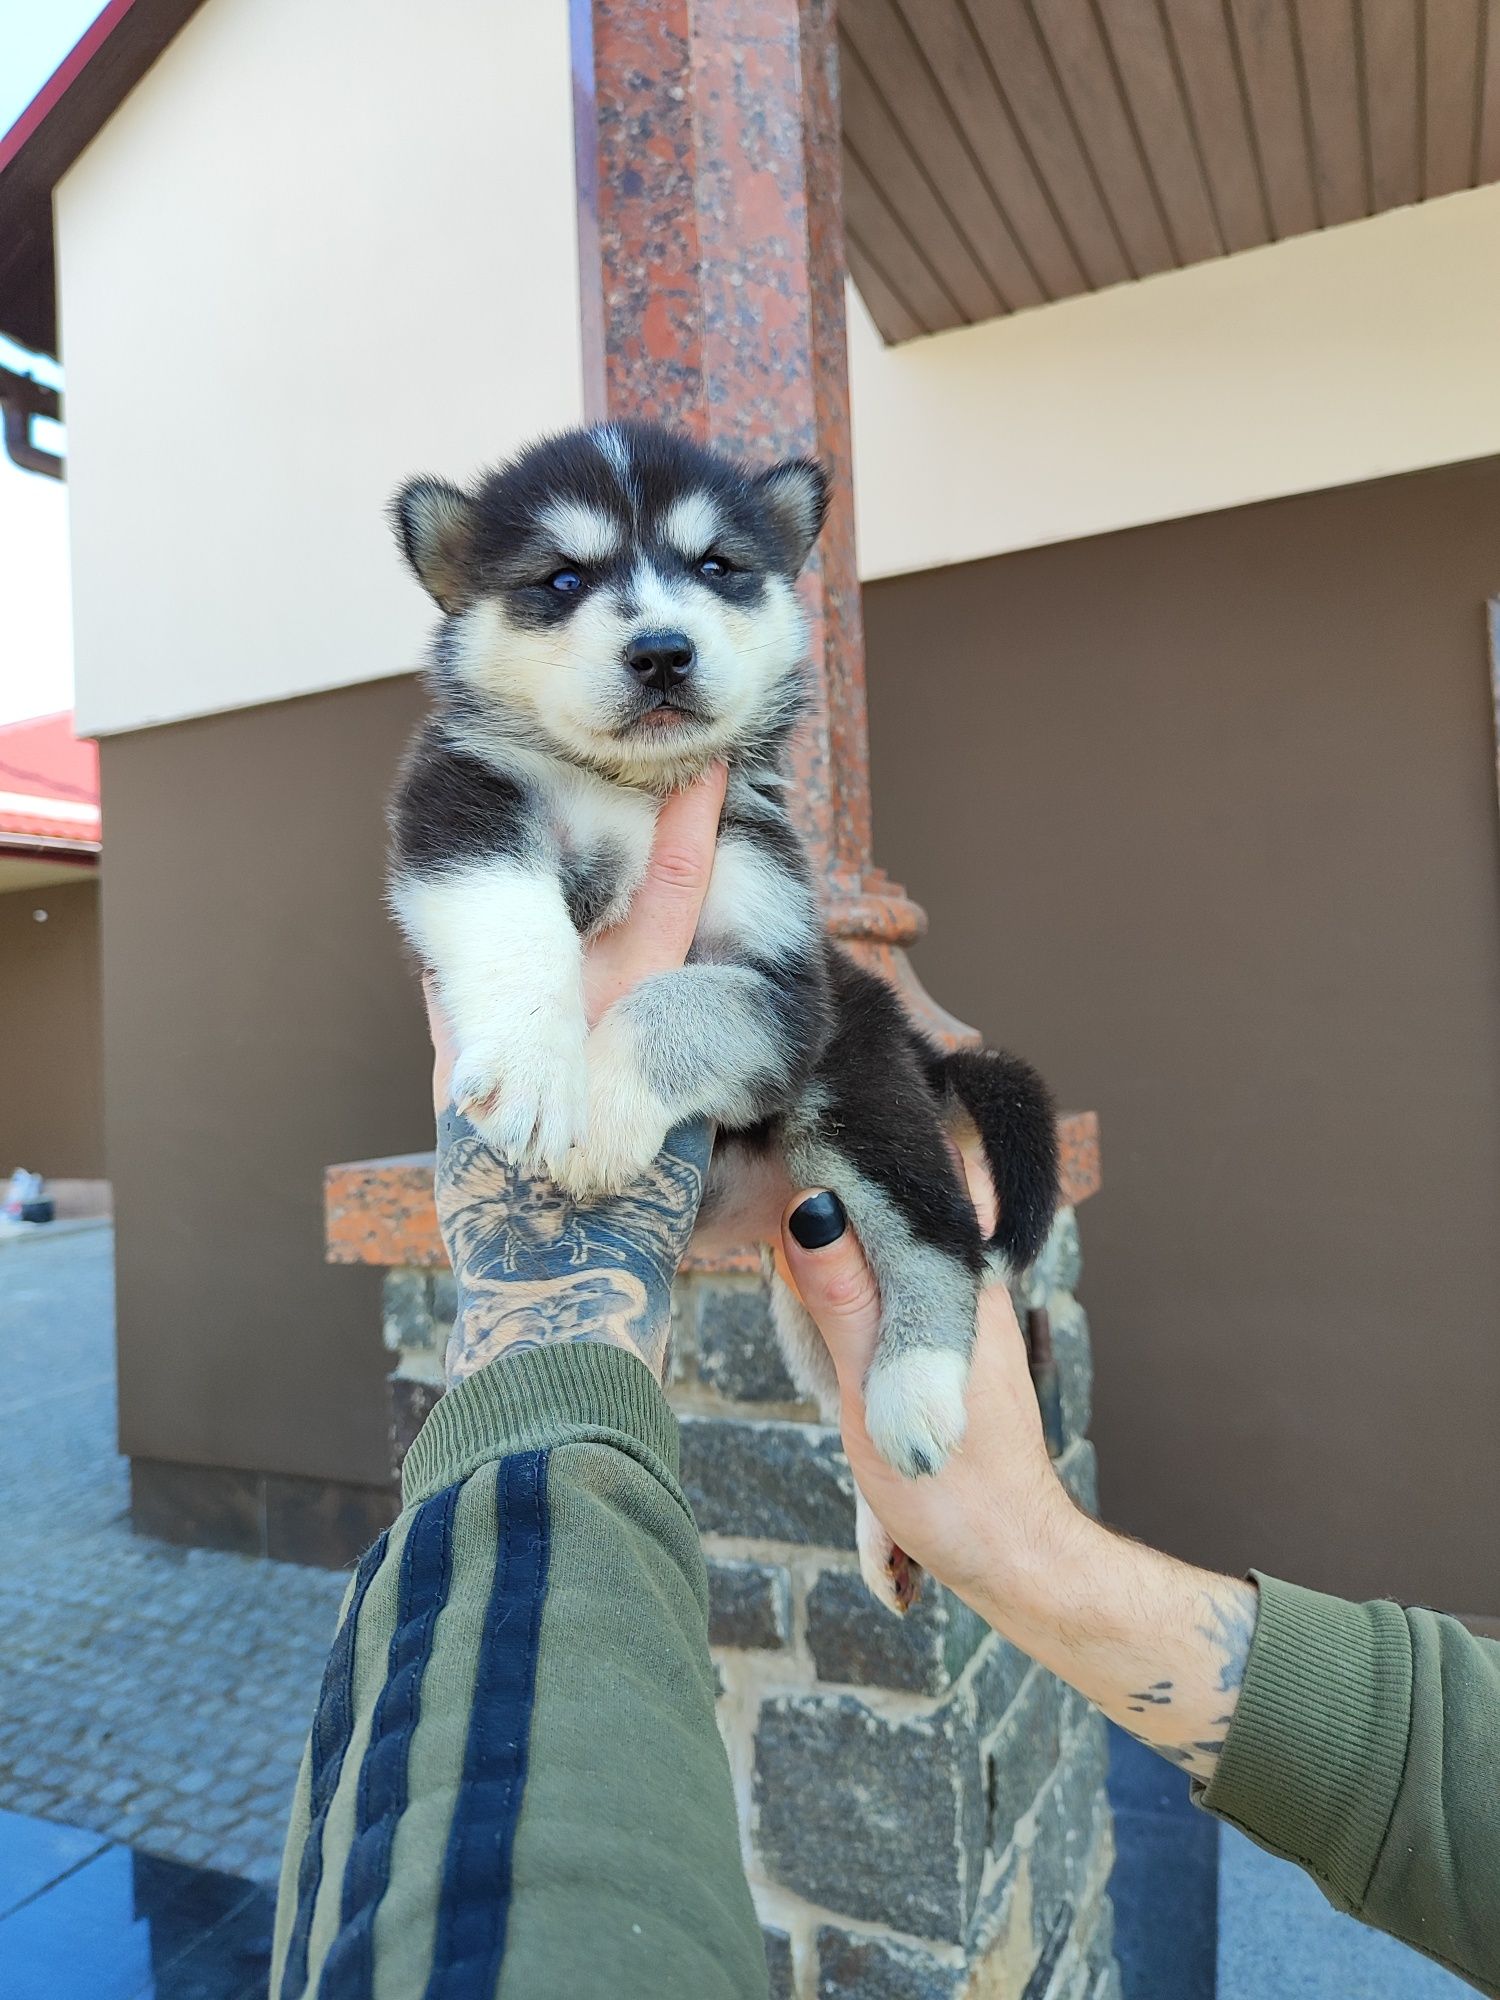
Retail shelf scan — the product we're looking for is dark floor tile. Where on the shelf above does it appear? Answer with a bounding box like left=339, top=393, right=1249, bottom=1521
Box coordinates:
left=0, top=1821, right=274, bottom=2000
left=1106, top=1724, right=1219, bottom=2000
left=0, top=1843, right=156, bottom=1999
left=1106, top=1720, right=1199, bottom=1818
left=128, top=1849, right=262, bottom=1966
left=149, top=1882, right=275, bottom=2000
left=0, top=1806, right=110, bottom=1918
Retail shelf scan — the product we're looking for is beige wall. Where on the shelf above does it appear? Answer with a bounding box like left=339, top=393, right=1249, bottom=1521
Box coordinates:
left=58, top=0, right=585, bottom=739
left=0, top=875, right=104, bottom=1179
left=57, top=2, right=1500, bottom=735
left=866, top=456, right=1500, bottom=1616
left=848, top=183, right=1500, bottom=579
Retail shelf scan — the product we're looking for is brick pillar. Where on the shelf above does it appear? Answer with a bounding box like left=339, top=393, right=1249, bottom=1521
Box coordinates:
left=372, top=1196, right=1118, bottom=1999
left=669, top=1211, right=1119, bottom=2000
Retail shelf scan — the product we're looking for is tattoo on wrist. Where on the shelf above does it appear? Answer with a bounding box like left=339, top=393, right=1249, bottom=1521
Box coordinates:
left=1198, top=1584, right=1257, bottom=1690
left=433, top=1107, right=710, bottom=1385
left=1118, top=1582, right=1257, bottom=1781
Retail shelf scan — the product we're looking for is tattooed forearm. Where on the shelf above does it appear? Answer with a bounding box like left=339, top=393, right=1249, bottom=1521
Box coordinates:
left=1198, top=1585, right=1256, bottom=1691
left=1110, top=1579, right=1257, bottom=1780
left=1002, top=1525, right=1261, bottom=1789
left=433, top=1104, right=710, bottom=1386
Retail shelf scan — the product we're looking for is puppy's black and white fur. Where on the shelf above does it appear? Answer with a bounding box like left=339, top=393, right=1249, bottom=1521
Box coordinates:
left=388, top=421, right=1058, bottom=1608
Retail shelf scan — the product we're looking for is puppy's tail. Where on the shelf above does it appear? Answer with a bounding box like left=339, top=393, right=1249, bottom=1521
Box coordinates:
left=926, top=1045, right=1059, bottom=1276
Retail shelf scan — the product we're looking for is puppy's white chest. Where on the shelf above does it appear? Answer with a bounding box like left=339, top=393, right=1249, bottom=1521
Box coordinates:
left=550, top=773, right=654, bottom=932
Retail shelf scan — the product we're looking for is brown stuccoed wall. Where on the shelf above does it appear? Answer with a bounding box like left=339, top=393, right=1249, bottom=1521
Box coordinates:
left=866, top=454, right=1500, bottom=1618
left=99, top=457, right=1500, bottom=1612
left=98, top=678, right=432, bottom=1513
left=0, top=874, right=105, bottom=1179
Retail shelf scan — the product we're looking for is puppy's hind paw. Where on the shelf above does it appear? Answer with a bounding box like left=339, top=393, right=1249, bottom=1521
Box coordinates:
left=864, top=1348, right=969, bottom=1480
left=856, top=1492, right=922, bottom=1616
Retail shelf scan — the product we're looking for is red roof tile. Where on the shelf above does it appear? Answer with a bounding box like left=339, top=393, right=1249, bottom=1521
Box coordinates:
left=0, top=711, right=100, bottom=852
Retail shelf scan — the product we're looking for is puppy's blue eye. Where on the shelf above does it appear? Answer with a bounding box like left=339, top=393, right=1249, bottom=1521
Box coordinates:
left=548, top=568, right=584, bottom=593
left=698, top=555, right=730, bottom=579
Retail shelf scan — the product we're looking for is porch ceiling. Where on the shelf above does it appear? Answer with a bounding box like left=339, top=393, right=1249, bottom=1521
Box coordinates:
left=840, top=0, right=1500, bottom=342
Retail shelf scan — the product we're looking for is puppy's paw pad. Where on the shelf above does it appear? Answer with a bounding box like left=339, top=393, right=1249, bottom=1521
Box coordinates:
left=864, top=1348, right=969, bottom=1480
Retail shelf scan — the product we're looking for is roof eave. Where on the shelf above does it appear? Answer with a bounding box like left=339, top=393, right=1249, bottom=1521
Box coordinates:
left=0, top=0, right=209, bottom=357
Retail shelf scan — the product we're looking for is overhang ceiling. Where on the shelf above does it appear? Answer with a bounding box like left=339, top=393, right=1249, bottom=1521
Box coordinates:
left=839, top=0, right=1500, bottom=342
left=0, top=854, right=98, bottom=892
left=6, top=1, right=1500, bottom=361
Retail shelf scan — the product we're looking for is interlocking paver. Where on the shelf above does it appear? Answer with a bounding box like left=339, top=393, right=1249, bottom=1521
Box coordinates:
left=1, top=1230, right=347, bottom=1881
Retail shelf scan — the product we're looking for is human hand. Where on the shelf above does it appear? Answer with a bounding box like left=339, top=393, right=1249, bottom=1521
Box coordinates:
left=777, top=1155, right=1078, bottom=1615
left=428, top=763, right=727, bottom=1386
left=779, top=1166, right=1257, bottom=1782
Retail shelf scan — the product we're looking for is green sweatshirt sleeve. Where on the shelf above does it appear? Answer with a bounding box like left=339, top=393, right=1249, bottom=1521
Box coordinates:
left=269, top=1341, right=767, bottom=2000
left=1201, top=1571, right=1500, bottom=1996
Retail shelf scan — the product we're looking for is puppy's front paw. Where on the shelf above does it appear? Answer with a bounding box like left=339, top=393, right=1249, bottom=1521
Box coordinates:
left=552, top=1016, right=670, bottom=1198
left=863, top=1347, right=969, bottom=1480
left=451, top=1016, right=588, bottom=1169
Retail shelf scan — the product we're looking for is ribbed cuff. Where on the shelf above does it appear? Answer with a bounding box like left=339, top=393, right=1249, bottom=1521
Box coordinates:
left=1202, top=1571, right=1414, bottom=1912
left=401, top=1341, right=681, bottom=1509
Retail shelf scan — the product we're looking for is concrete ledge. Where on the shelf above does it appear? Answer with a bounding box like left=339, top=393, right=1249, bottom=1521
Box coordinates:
left=324, top=1111, right=1101, bottom=1268
left=0, top=1214, right=113, bottom=1248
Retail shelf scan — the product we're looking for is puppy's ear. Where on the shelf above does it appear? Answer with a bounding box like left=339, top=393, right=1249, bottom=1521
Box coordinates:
left=392, top=477, right=479, bottom=613
left=754, top=458, right=830, bottom=573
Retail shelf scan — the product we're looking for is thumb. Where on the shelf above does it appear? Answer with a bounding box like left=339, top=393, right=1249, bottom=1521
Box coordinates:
left=779, top=1190, right=882, bottom=1393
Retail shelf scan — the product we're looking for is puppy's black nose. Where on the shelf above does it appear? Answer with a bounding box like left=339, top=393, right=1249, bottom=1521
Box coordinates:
left=625, top=631, right=695, bottom=691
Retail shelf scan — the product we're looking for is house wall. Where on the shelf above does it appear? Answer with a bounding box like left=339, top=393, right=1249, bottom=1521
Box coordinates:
left=848, top=181, right=1500, bottom=582
left=0, top=875, right=104, bottom=1179
left=57, top=0, right=586, bottom=739
left=866, top=454, right=1500, bottom=1617
left=55, top=0, right=1500, bottom=737
left=98, top=678, right=430, bottom=1495
left=97, top=458, right=1500, bottom=1615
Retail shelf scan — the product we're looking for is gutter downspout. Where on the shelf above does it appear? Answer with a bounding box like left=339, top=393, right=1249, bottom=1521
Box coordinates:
left=0, top=365, right=63, bottom=479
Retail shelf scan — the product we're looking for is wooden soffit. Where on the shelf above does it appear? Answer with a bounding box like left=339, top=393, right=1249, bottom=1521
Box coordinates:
left=840, top=0, right=1500, bottom=342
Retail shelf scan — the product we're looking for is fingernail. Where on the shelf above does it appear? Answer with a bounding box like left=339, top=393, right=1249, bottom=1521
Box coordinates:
left=789, top=1190, right=847, bottom=1249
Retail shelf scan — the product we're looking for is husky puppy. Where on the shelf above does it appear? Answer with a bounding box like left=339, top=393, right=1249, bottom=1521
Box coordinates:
left=388, top=421, right=1059, bottom=1607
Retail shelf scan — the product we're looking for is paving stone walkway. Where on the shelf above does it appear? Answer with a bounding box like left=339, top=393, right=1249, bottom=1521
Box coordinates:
left=0, top=1229, right=348, bottom=1883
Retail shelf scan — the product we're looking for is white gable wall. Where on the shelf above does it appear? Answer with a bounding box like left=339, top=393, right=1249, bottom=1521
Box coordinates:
left=849, top=180, right=1500, bottom=583
left=55, top=0, right=1500, bottom=734
left=59, top=0, right=585, bottom=737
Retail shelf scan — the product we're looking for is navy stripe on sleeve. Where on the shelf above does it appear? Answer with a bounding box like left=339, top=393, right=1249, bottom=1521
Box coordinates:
left=279, top=1527, right=390, bottom=2000
left=319, top=1480, right=460, bottom=1998
left=424, top=1450, right=551, bottom=2000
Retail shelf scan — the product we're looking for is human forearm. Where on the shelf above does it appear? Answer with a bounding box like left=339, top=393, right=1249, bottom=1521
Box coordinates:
left=271, top=1344, right=767, bottom=2000
left=959, top=1491, right=1256, bottom=1782
left=436, top=1104, right=709, bottom=1384
left=781, top=1191, right=1500, bottom=1993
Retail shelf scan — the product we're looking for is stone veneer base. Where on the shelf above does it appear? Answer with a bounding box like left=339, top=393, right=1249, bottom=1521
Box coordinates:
left=129, top=1458, right=397, bottom=1569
